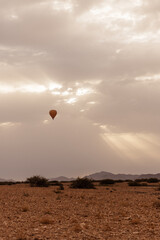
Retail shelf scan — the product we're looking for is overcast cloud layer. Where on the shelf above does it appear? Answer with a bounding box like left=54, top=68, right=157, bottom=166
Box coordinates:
left=0, top=0, right=160, bottom=180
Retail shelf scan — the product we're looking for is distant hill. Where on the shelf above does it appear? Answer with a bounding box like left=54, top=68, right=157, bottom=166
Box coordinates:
left=50, top=171, right=160, bottom=181
left=49, top=176, right=75, bottom=182
left=85, top=171, right=160, bottom=180
left=0, top=178, right=14, bottom=182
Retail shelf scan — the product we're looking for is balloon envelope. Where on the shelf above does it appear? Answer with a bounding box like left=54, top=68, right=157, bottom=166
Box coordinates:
left=49, top=110, right=57, bottom=119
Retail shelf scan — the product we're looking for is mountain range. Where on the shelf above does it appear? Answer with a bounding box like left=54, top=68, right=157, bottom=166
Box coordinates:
left=0, top=178, right=14, bottom=182
left=50, top=171, right=160, bottom=181
left=2, top=171, right=160, bottom=182
left=85, top=171, right=160, bottom=180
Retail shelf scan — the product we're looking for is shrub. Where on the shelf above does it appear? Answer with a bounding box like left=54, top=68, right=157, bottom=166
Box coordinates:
left=16, top=234, right=27, bottom=240
left=0, top=181, right=15, bottom=186
left=115, top=180, right=124, bottom=183
left=147, top=178, right=159, bottom=183
left=58, top=183, right=64, bottom=190
left=23, top=192, right=29, bottom=197
left=21, top=206, right=29, bottom=212
left=70, top=177, right=95, bottom=189
left=140, top=183, right=148, bottom=186
left=153, top=200, right=160, bottom=208
left=50, top=181, right=64, bottom=190
left=54, top=189, right=61, bottom=194
left=40, top=216, right=53, bottom=224
left=128, top=181, right=142, bottom=186
left=135, top=178, right=148, bottom=183
left=130, top=217, right=141, bottom=225
left=49, top=181, right=59, bottom=186
left=99, top=179, right=115, bottom=185
left=26, top=175, right=49, bottom=187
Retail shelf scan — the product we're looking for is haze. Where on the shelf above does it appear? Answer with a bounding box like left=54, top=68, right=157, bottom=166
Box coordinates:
left=0, top=0, right=160, bottom=180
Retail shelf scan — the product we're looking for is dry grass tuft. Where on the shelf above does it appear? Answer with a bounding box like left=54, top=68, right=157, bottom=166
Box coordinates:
left=95, top=212, right=103, bottom=219
left=43, top=209, right=52, bottom=215
left=56, top=195, right=61, bottom=200
left=16, top=232, right=27, bottom=240
left=40, top=216, right=53, bottom=224
left=21, top=206, right=29, bottom=212
left=54, top=189, right=61, bottom=194
left=23, top=192, right=29, bottom=197
left=153, top=200, right=160, bottom=208
left=103, top=224, right=112, bottom=231
left=16, top=237, right=27, bottom=240
left=130, top=217, right=141, bottom=225
left=72, top=224, right=82, bottom=233
left=121, top=201, right=130, bottom=207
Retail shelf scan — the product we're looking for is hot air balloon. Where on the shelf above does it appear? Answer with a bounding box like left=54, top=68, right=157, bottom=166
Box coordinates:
left=49, top=110, right=57, bottom=119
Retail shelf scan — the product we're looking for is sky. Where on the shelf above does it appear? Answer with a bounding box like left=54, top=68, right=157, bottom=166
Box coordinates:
left=0, top=0, right=160, bottom=180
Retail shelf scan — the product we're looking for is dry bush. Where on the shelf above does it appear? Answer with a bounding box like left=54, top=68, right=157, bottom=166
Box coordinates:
left=128, top=181, right=142, bottom=186
left=27, top=175, right=49, bottom=187
left=16, top=237, right=26, bottom=240
left=80, top=222, right=89, bottom=230
left=99, top=179, right=115, bottom=185
left=121, top=201, right=130, bottom=207
left=43, top=209, right=52, bottom=215
left=16, top=232, right=27, bottom=240
left=153, top=200, right=160, bottom=208
left=70, top=177, right=95, bottom=189
left=147, top=178, right=159, bottom=183
left=54, top=189, right=61, bottom=194
left=21, top=206, right=29, bottom=212
left=131, top=219, right=140, bottom=225
left=95, top=211, right=103, bottom=219
left=58, top=183, right=64, bottom=190
left=40, top=216, right=53, bottom=224
left=72, top=224, right=82, bottom=233
left=130, top=217, right=141, bottom=225
left=23, top=192, right=29, bottom=197
left=157, top=185, right=160, bottom=191
left=103, top=224, right=112, bottom=231
left=80, top=194, right=85, bottom=199
left=56, top=195, right=61, bottom=200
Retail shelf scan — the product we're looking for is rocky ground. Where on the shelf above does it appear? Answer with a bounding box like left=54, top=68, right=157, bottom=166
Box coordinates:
left=0, top=182, right=160, bottom=239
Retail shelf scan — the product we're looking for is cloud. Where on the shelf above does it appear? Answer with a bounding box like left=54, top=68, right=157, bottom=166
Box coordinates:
left=0, top=0, right=160, bottom=128
left=86, top=78, right=160, bottom=134
left=0, top=0, right=160, bottom=178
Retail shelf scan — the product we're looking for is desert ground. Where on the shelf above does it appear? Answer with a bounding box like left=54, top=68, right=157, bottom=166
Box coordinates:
left=0, top=182, right=160, bottom=240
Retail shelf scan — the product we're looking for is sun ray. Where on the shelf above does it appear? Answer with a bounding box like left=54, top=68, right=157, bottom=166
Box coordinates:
left=101, top=132, right=160, bottom=162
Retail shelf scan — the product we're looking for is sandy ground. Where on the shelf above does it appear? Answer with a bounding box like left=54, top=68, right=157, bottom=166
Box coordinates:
left=0, top=182, right=160, bottom=239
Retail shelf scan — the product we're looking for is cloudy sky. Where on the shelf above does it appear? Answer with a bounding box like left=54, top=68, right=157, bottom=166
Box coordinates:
left=1, top=0, right=160, bottom=180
